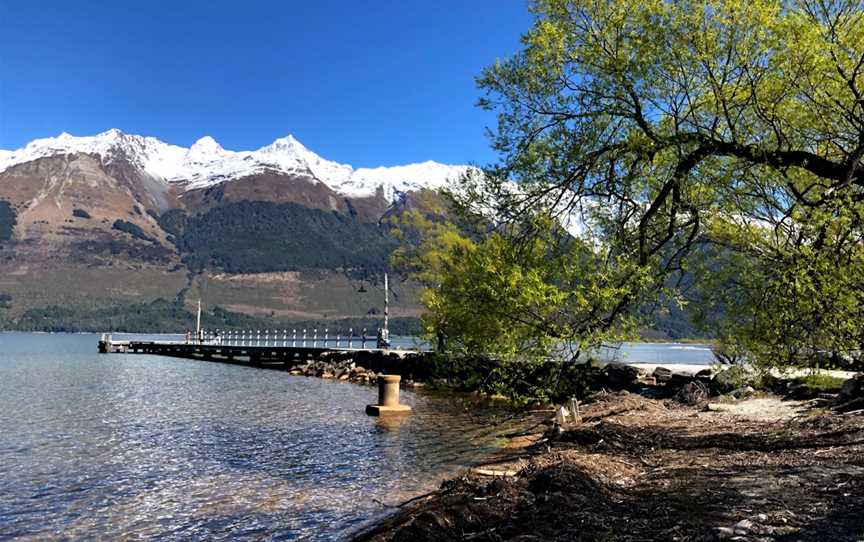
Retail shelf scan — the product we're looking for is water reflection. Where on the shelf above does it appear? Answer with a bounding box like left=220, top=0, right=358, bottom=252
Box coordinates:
left=0, top=333, right=528, bottom=541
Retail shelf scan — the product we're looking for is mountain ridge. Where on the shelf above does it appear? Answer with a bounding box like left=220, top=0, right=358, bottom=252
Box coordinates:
left=0, top=129, right=470, bottom=202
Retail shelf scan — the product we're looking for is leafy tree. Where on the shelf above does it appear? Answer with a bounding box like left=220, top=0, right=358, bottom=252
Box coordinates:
left=0, top=200, right=16, bottom=241
left=454, top=0, right=864, bottom=369
left=393, top=210, right=641, bottom=361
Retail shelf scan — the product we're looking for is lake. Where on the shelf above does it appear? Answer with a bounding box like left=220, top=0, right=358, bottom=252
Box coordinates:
left=0, top=334, right=714, bottom=540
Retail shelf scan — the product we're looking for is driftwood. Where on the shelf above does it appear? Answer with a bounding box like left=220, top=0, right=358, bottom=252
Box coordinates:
left=835, top=397, right=864, bottom=413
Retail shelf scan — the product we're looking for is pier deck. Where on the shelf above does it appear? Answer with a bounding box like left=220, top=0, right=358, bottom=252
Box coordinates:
left=97, top=335, right=421, bottom=369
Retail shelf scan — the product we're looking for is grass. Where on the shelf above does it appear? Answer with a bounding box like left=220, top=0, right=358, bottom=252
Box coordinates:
left=794, top=373, right=846, bottom=393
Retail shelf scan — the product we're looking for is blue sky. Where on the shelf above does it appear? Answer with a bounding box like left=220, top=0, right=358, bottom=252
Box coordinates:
left=0, top=1, right=532, bottom=167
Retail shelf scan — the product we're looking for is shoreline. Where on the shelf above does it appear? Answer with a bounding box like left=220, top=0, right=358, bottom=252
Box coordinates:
left=352, top=391, right=864, bottom=541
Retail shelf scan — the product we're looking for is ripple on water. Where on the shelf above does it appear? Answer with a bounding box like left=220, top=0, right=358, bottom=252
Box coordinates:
left=0, top=333, right=528, bottom=541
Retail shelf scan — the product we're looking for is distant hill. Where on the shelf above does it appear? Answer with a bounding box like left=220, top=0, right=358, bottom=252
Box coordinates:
left=0, top=129, right=704, bottom=338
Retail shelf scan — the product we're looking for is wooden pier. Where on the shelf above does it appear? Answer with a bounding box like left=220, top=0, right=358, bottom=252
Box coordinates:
left=97, top=329, right=423, bottom=370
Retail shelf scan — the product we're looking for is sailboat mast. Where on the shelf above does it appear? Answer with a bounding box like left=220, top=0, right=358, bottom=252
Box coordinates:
left=384, top=273, right=389, bottom=334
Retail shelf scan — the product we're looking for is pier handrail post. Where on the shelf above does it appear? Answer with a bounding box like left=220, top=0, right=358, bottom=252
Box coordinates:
left=362, top=328, right=367, bottom=349
left=336, top=332, right=341, bottom=348
left=256, top=329, right=261, bottom=347
left=313, top=328, right=318, bottom=348
left=348, top=328, right=353, bottom=349
left=292, top=329, right=296, bottom=347
left=324, top=328, right=328, bottom=346
left=283, top=329, right=287, bottom=347
left=302, top=329, right=307, bottom=348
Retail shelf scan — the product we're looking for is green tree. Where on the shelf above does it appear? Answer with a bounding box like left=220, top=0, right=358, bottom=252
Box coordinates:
left=454, top=0, right=864, bottom=369
left=393, top=210, right=643, bottom=361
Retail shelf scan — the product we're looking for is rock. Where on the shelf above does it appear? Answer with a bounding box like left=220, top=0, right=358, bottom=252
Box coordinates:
left=668, top=372, right=696, bottom=389
left=604, top=363, right=640, bottom=389
left=653, top=366, right=673, bottom=383
left=840, top=374, right=864, bottom=402
left=730, top=385, right=755, bottom=399
left=338, top=373, right=350, bottom=381
left=696, top=368, right=713, bottom=378
left=714, top=526, right=735, bottom=539
left=637, top=375, right=657, bottom=386
left=675, top=381, right=709, bottom=405
left=711, top=366, right=751, bottom=395
left=653, top=367, right=672, bottom=382
left=734, top=519, right=754, bottom=532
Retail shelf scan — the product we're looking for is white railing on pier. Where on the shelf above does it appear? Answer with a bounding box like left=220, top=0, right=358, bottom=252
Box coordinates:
left=183, top=328, right=379, bottom=348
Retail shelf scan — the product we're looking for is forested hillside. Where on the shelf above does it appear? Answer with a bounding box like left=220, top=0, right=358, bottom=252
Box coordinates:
left=164, top=201, right=398, bottom=273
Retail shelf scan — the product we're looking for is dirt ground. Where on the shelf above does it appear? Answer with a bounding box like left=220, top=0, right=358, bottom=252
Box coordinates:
left=354, top=392, right=864, bottom=541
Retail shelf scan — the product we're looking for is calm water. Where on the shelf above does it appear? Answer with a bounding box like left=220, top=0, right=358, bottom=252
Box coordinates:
left=0, top=333, right=527, bottom=541
left=0, top=334, right=714, bottom=541
left=596, top=342, right=715, bottom=365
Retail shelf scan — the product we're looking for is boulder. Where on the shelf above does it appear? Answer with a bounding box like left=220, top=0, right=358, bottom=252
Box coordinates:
left=604, top=363, right=640, bottom=390
left=653, top=366, right=673, bottom=383
left=711, top=366, right=751, bottom=396
left=840, top=374, right=864, bottom=402
left=668, top=372, right=696, bottom=389
left=729, top=385, right=755, bottom=399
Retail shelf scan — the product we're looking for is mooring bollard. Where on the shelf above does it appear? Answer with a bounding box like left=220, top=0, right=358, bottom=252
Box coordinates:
left=366, top=375, right=411, bottom=416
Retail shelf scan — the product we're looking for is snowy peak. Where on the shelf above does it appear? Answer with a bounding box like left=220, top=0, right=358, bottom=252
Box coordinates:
left=189, top=136, right=224, bottom=155
left=0, top=130, right=470, bottom=202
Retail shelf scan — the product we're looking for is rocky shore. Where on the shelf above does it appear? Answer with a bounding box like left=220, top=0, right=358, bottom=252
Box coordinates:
left=352, top=375, right=864, bottom=542
left=284, top=353, right=430, bottom=386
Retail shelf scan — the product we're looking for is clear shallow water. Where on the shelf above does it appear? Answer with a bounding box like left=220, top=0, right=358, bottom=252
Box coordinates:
left=0, top=333, right=519, bottom=541
left=595, top=342, right=715, bottom=365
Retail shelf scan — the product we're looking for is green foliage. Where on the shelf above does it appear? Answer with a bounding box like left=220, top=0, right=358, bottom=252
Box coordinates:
left=112, top=219, right=156, bottom=243
left=157, top=209, right=186, bottom=240
left=171, top=201, right=397, bottom=273
left=794, top=374, right=846, bottom=394
left=11, top=298, right=421, bottom=334
left=0, top=200, right=16, bottom=241
left=457, top=0, right=864, bottom=370
left=393, top=211, right=642, bottom=361
left=695, top=201, right=864, bottom=370
left=426, top=353, right=603, bottom=405
left=16, top=299, right=191, bottom=333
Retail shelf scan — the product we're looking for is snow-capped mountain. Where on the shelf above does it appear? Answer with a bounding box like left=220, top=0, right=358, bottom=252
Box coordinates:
left=0, top=129, right=470, bottom=202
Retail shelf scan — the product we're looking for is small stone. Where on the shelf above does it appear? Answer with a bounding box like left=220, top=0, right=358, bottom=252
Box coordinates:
left=730, top=385, right=755, bottom=399
left=653, top=366, right=673, bottom=382
left=714, top=526, right=735, bottom=539
left=734, top=519, right=754, bottom=532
